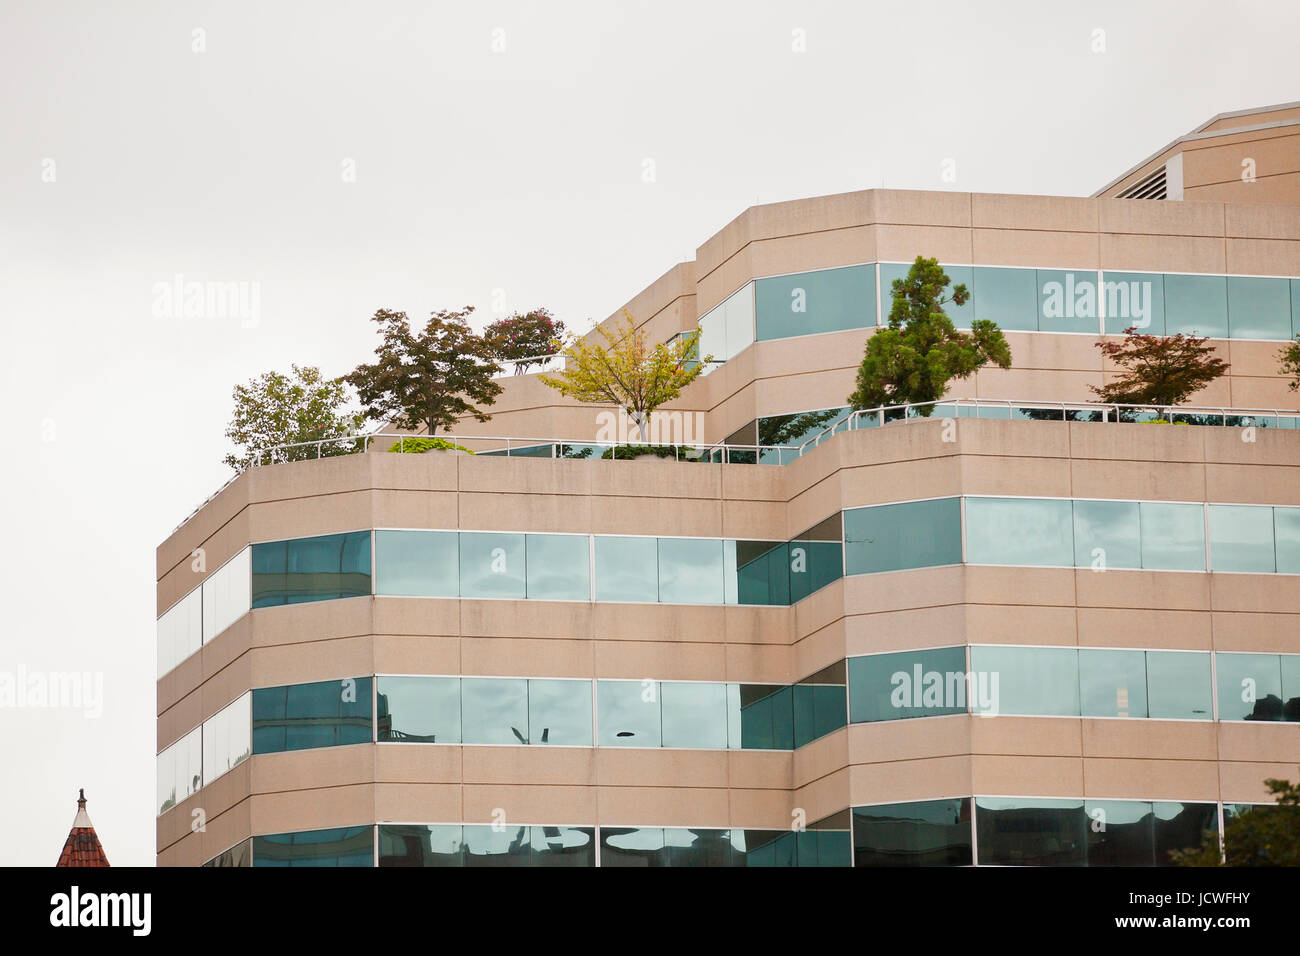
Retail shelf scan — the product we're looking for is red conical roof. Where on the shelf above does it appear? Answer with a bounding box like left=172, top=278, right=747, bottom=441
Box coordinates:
left=56, top=789, right=110, bottom=867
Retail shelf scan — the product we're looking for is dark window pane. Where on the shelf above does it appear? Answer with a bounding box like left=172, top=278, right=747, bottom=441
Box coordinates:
left=376, top=676, right=459, bottom=743
left=530, top=826, right=596, bottom=866
left=849, top=646, right=969, bottom=723
left=789, top=515, right=843, bottom=602
left=1216, top=653, right=1284, bottom=722
left=1281, top=655, right=1300, bottom=722
left=1153, top=802, right=1218, bottom=865
left=664, top=828, right=734, bottom=866
left=1085, top=800, right=1154, bottom=866
left=731, top=684, right=792, bottom=749
left=253, top=826, right=373, bottom=867
left=976, top=798, right=1086, bottom=866
left=853, top=799, right=972, bottom=866
left=252, top=532, right=371, bottom=607
left=845, top=498, right=962, bottom=574
left=377, top=824, right=464, bottom=866
left=732, top=541, right=791, bottom=605
left=599, top=827, right=667, bottom=867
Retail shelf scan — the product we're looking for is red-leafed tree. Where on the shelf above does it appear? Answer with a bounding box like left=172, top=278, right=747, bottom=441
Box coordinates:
left=485, top=308, right=567, bottom=373
left=1091, top=327, right=1229, bottom=408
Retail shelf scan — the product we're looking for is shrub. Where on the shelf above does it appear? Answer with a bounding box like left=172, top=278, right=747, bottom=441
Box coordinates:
left=388, top=437, right=475, bottom=454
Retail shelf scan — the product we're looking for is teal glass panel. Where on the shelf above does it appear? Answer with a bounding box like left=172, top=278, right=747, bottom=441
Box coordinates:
left=1085, top=800, right=1154, bottom=866
left=1037, top=269, right=1101, bottom=334
left=1209, top=504, right=1276, bottom=572
left=965, top=497, right=1074, bottom=567
left=657, top=537, right=725, bottom=604
left=1294, top=279, right=1300, bottom=338
left=461, top=677, right=529, bottom=744
left=660, top=681, right=728, bottom=749
left=1276, top=507, right=1300, bottom=573
left=754, top=265, right=875, bottom=340
left=253, top=826, right=373, bottom=867
left=730, top=684, right=794, bottom=750
left=976, top=798, right=1086, bottom=866
left=972, top=266, right=1038, bottom=331
left=738, top=830, right=797, bottom=867
left=376, top=676, right=459, bottom=743
left=881, top=262, right=974, bottom=329
left=848, top=646, right=969, bottom=723
left=374, top=530, right=457, bottom=597
left=1165, top=273, right=1228, bottom=338
left=1102, top=272, right=1164, bottom=335
left=732, top=541, right=791, bottom=606
left=1072, top=499, right=1141, bottom=570
left=792, top=681, right=847, bottom=747
left=599, top=828, right=667, bottom=867
left=251, top=531, right=371, bottom=607
left=1216, top=653, right=1284, bottom=722
left=852, top=799, right=972, bottom=866
left=1280, top=655, right=1300, bottom=721
left=788, top=514, right=843, bottom=603
left=1078, top=648, right=1148, bottom=718
left=252, top=677, right=372, bottom=753
left=524, top=533, right=589, bottom=600
left=1139, top=502, right=1205, bottom=571
left=527, top=679, right=592, bottom=746
left=795, top=829, right=853, bottom=867
left=597, top=680, right=660, bottom=747
left=969, top=645, right=1079, bottom=717
left=1228, top=276, right=1292, bottom=340
left=594, top=536, right=658, bottom=603
left=463, top=825, right=531, bottom=867
left=459, top=531, right=525, bottom=599
left=844, top=498, right=962, bottom=574
left=378, top=824, right=464, bottom=866
left=1146, top=651, right=1212, bottom=720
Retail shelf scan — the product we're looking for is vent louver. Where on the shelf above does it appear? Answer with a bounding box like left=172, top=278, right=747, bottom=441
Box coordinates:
left=1117, top=164, right=1167, bottom=199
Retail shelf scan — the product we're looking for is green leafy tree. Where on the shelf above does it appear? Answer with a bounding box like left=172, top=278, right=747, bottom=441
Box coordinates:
left=223, top=364, right=366, bottom=471
left=848, top=256, right=1011, bottom=415
left=345, top=307, right=503, bottom=437
left=484, top=308, right=568, bottom=373
left=1092, top=327, right=1229, bottom=407
left=758, top=408, right=843, bottom=446
left=1278, top=337, right=1300, bottom=391
left=1173, top=773, right=1300, bottom=866
left=540, top=310, right=710, bottom=441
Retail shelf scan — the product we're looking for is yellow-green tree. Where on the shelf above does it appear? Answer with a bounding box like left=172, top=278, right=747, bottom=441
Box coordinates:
left=540, top=311, right=710, bottom=441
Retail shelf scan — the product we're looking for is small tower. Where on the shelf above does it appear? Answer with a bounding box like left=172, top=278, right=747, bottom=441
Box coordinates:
left=55, top=788, right=110, bottom=867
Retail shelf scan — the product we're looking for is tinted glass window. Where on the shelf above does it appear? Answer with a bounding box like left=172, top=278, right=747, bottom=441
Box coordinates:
left=1227, top=276, right=1292, bottom=340
left=973, top=266, right=1038, bottom=332
left=849, top=646, right=969, bottom=722
left=253, top=826, right=373, bottom=867
left=1216, top=653, right=1284, bottom=722
left=461, top=677, right=529, bottom=744
left=1072, top=499, right=1141, bottom=570
left=376, top=676, right=459, bottom=743
left=1146, top=651, right=1213, bottom=720
left=463, top=825, right=531, bottom=867
left=1153, top=802, right=1218, bottom=865
left=1102, top=272, right=1164, bottom=335
left=965, top=497, right=1073, bottom=567
left=853, top=799, right=973, bottom=866
left=1078, top=648, right=1148, bottom=718
left=597, top=680, right=661, bottom=747
left=788, top=515, right=844, bottom=602
left=600, top=827, right=667, bottom=867
left=731, top=541, right=790, bottom=606
left=1276, top=507, right=1300, bottom=574
left=252, top=677, right=372, bottom=753
left=1165, top=273, right=1228, bottom=338
left=378, top=824, right=464, bottom=866
left=1037, top=269, right=1101, bottom=334
left=252, top=532, right=370, bottom=607
left=845, top=498, right=962, bottom=574
left=594, top=536, right=658, bottom=603
left=374, top=530, right=458, bottom=597
left=660, top=681, right=729, bottom=749
left=527, top=679, right=593, bottom=746
left=755, top=265, right=875, bottom=340
left=970, top=645, right=1078, bottom=717
left=976, top=798, right=1086, bottom=866
left=1281, top=655, right=1300, bottom=722
left=1139, top=502, right=1205, bottom=571
left=459, top=532, right=525, bottom=599
left=658, top=538, right=726, bottom=604
left=731, top=684, right=794, bottom=750
left=1210, top=504, right=1276, bottom=573
left=1085, top=800, right=1153, bottom=865
left=881, top=263, right=974, bottom=329
left=525, top=534, right=589, bottom=600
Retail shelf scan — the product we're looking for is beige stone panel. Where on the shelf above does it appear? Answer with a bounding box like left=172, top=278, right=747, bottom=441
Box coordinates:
left=196, top=799, right=253, bottom=865
left=374, top=783, right=464, bottom=823
left=1210, top=573, right=1300, bottom=613
left=454, top=456, right=591, bottom=497
left=1205, top=423, right=1300, bottom=464
left=1075, top=569, right=1210, bottom=611
left=843, top=565, right=968, bottom=616
left=964, top=566, right=1078, bottom=608
left=157, top=789, right=205, bottom=853
left=157, top=647, right=207, bottom=719
left=366, top=445, right=459, bottom=491
left=371, top=597, right=461, bottom=637
left=719, top=462, right=787, bottom=502
left=595, top=748, right=731, bottom=789
left=461, top=746, right=597, bottom=785
left=246, top=491, right=372, bottom=546
left=1068, top=458, right=1207, bottom=502
left=838, top=457, right=964, bottom=509
left=972, top=367, right=1102, bottom=404
left=723, top=642, right=795, bottom=685
left=728, top=790, right=797, bottom=828
left=874, top=189, right=971, bottom=227
left=1225, top=238, right=1300, bottom=277
left=792, top=766, right=852, bottom=823
left=1209, top=611, right=1300, bottom=652
left=461, top=785, right=598, bottom=824
left=1099, top=233, right=1226, bottom=274
left=748, top=226, right=877, bottom=279
left=849, top=756, right=974, bottom=805
left=1218, top=762, right=1295, bottom=804
left=971, top=755, right=1084, bottom=795
left=727, top=749, right=795, bottom=789
left=157, top=512, right=251, bottom=613
left=724, top=604, right=794, bottom=647
left=589, top=495, right=722, bottom=538
left=601, top=260, right=696, bottom=332
left=1206, top=465, right=1300, bottom=505
left=1076, top=607, right=1212, bottom=650
left=971, top=717, right=1083, bottom=757
left=157, top=688, right=203, bottom=753
left=1081, top=719, right=1218, bottom=760
left=1184, top=131, right=1300, bottom=189
left=1201, top=106, right=1300, bottom=132
left=1082, top=758, right=1220, bottom=801
left=972, top=193, right=1100, bottom=233
left=373, top=744, right=462, bottom=783
left=157, top=762, right=251, bottom=854
left=847, top=715, right=973, bottom=764
left=1225, top=377, right=1300, bottom=412
left=964, top=604, right=1077, bottom=646
left=783, top=483, right=844, bottom=543
left=251, top=783, right=376, bottom=835
left=250, top=596, right=373, bottom=649
left=158, top=477, right=251, bottom=581
left=1068, top=419, right=1208, bottom=464
left=1098, top=198, right=1225, bottom=239
left=1225, top=201, right=1300, bottom=241
left=753, top=369, right=860, bottom=421
left=198, top=612, right=252, bottom=683
left=1219, top=343, right=1299, bottom=391
left=591, top=639, right=727, bottom=680
left=1003, top=330, right=1106, bottom=373
left=592, top=601, right=727, bottom=646
left=250, top=636, right=374, bottom=689
left=960, top=455, right=1074, bottom=499
left=720, top=498, right=788, bottom=541
left=251, top=745, right=376, bottom=795
left=845, top=604, right=969, bottom=656
left=792, top=578, right=846, bottom=643
left=456, top=491, right=589, bottom=534
left=459, top=637, right=596, bottom=678
left=791, top=618, right=845, bottom=678
left=457, top=600, right=593, bottom=641
left=972, top=228, right=1100, bottom=269
left=875, top=224, right=973, bottom=264
left=595, top=786, right=732, bottom=827
left=951, top=415, right=1077, bottom=457
left=1218, top=722, right=1300, bottom=763
left=751, top=328, right=869, bottom=379
left=374, top=634, right=461, bottom=675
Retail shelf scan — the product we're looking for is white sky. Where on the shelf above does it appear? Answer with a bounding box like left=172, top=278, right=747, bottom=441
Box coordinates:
left=1, top=0, right=1296, bottom=866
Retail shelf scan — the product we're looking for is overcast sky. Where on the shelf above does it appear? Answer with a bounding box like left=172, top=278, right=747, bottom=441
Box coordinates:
left=1, top=0, right=1296, bottom=866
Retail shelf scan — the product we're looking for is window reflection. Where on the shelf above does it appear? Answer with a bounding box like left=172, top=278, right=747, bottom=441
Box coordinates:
left=845, top=498, right=962, bottom=575
left=852, top=799, right=973, bottom=866
left=1216, top=653, right=1284, bottom=721
left=253, top=826, right=373, bottom=867
left=459, top=532, right=525, bottom=599
left=251, top=677, right=372, bottom=753
left=461, top=677, right=528, bottom=744
left=597, top=680, right=661, bottom=747
left=251, top=532, right=370, bottom=607
left=966, top=498, right=1073, bottom=567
